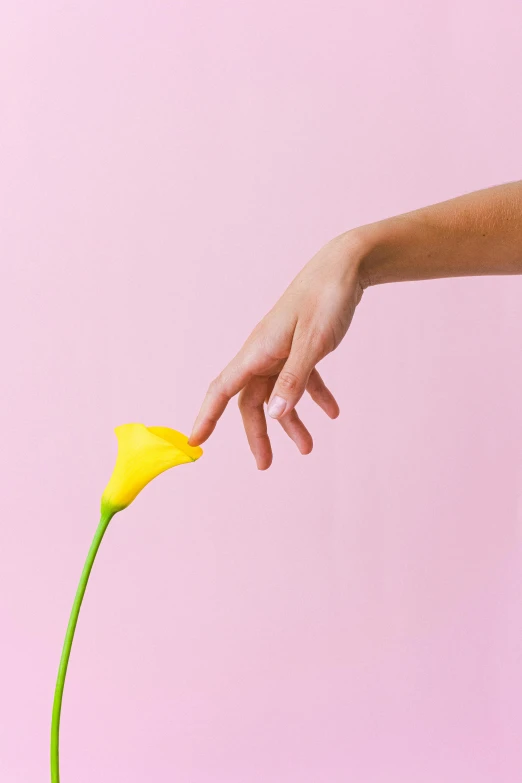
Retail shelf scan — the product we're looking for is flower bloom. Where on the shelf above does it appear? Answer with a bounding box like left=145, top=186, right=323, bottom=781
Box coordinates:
left=51, top=423, right=202, bottom=783
left=101, top=423, right=203, bottom=516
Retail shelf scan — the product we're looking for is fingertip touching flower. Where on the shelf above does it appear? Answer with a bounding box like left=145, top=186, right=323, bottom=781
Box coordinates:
left=101, top=423, right=203, bottom=516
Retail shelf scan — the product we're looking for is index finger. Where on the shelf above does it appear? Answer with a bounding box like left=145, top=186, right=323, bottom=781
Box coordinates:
left=188, top=356, right=253, bottom=446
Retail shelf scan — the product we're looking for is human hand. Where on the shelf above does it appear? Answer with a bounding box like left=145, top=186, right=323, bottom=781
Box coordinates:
left=192, top=181, right=522, bottom=467
left=189, top=231, right=366, bottom=468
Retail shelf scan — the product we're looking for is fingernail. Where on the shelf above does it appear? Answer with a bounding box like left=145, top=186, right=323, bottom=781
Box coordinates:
left=267, top=395, right=287, bottom=419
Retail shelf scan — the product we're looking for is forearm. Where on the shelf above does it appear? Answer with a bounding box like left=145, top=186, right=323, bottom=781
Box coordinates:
left=353, top=181, right=522, bottom=287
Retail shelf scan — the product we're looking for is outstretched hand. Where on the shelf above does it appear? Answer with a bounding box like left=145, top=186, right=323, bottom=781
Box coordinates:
left=189, top=232, right=365, bottom=468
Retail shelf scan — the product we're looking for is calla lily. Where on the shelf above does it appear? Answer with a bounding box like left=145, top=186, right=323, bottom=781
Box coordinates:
left=51, top=425, right=202, bottom=783
left=101, top=423, right=203, bottom=514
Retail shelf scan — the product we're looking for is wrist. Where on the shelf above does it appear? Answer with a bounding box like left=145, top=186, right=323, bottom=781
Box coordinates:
left=338, top=222, right=391, bottom=290
left=344, top=216, right=420, bottom=289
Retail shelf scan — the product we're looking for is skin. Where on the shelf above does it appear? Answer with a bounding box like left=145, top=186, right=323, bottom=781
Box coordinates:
left=189, top=181, right=522, bottom=469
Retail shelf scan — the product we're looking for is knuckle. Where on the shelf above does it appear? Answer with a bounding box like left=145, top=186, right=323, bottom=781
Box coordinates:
left=249, top=320, right=266, bottom=341
left=278, top=370, right=300, bottom=393
left=208, top=374, right=228, bottom=399
left=208, top=376, right=221, bottom=394
left=306, top=325, right=330, bottom=354
left=299, top=315, right=334, bottom=349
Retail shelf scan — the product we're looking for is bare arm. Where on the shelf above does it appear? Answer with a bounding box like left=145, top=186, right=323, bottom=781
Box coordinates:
left=189, top=181, right=522, bottom=468
left=358, top=181, right=522, bottom=286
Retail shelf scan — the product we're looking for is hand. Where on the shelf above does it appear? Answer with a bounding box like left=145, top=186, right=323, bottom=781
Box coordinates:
left=191, top=181, right=522, bottom=467
left=189, top=230, right=366, bottom=468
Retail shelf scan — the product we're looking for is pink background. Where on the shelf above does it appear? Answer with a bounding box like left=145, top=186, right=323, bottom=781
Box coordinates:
left=2, top=2, right=522, bottom=781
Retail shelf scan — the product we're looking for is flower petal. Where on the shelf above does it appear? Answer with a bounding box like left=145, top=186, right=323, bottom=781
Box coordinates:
left=146, top=426, right=203, bottom=461
left=101, top=423, right=203, bottom=515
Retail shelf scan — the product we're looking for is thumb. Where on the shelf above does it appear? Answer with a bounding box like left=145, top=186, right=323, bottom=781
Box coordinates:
left=267, top=335, right=318, bottom=419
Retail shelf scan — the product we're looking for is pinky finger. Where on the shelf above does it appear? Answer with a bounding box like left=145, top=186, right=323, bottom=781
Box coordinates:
left=278, top=409, right=313, bottom=455
left=306, top=368, right=340, bottom=419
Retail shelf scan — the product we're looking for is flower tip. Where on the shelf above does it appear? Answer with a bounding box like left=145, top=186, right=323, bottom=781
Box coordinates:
left=146, top=426, right=203, bottom=461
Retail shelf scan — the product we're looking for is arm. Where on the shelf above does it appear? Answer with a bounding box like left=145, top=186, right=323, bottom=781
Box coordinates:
left=358, top=181, right=522, bottom=286
left=189, top=181, right=522, bottom=468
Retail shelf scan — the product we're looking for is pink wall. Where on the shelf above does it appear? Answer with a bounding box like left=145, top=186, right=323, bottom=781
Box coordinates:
left=2, top=2, right=522, bottom=781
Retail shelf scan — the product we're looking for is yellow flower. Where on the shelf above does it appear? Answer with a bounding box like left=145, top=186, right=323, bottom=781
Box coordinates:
left=51, top=424, right=202, bottom=783
left=101, top=423, right=203, bottom=515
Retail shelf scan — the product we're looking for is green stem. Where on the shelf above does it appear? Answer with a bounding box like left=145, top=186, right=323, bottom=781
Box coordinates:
left=51, top=510, right=114, bottom=783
